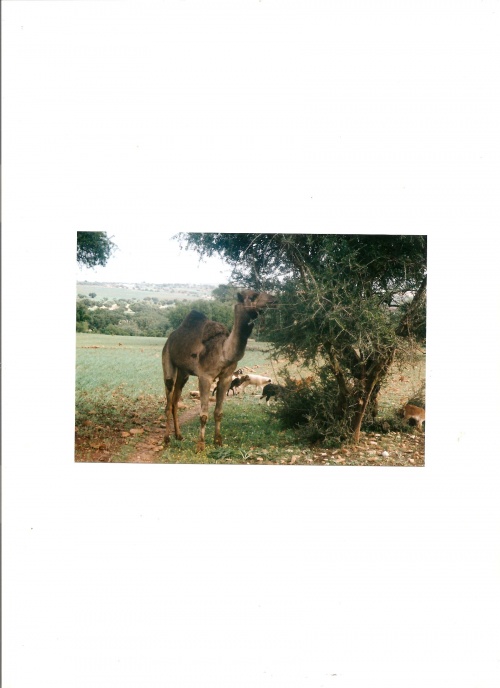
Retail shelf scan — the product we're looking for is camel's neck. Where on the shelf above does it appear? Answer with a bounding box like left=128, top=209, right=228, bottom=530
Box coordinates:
left=222, top=305, right=256, bottom=363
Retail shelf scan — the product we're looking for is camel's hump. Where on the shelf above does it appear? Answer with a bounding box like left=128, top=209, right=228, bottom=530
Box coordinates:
left=181, top=310, right=208, bottom=328
left=179, top=310, right=229, bottom=342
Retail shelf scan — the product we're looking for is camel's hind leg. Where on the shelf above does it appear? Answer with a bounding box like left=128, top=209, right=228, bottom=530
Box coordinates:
left=162, top=344, right=177, bottom=446
left=163, top=374, right=176, bottom=445
left=172, top=371, right=189, bottom=441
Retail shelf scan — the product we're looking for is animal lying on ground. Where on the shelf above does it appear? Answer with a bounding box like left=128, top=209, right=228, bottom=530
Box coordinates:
left=260, top=383, right=286, bottom=405
left=237, top=373, right=272, bottom=394
left=162, top=289, right=277, bottom=451
left=403, top=404, right=425, bottom=431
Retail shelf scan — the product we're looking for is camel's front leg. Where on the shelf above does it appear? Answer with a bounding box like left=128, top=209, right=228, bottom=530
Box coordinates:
left=214, top=373, right=233, bottom=446
left=196, top=377, right=212, bottom=453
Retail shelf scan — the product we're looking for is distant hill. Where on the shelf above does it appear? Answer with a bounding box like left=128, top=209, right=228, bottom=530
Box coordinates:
left=76, top=281, right=216, bottom=302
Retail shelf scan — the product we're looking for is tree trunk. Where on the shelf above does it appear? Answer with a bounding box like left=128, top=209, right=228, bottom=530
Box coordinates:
left=351, top=386, right=374, bottom=444
left=350, top=350, right=395, bottom=443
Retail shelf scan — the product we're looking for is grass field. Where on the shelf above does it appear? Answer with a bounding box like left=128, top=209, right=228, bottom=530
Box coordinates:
left=75, top=333, right=425, bottom=466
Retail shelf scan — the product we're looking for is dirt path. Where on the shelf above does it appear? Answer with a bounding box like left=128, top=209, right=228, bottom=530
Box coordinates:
left=123, top=404, right=200, bottom=463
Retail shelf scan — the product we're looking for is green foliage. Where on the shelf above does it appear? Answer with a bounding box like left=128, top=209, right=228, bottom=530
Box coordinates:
left=211, top=283, right=237, bottom=302
left=77, top=232, right=116, bottom=268
left=270, top=369, right=352, bottom=446
left=166, top=299, right=233, bottom=331
left=75, top=293, right=234, bottom=338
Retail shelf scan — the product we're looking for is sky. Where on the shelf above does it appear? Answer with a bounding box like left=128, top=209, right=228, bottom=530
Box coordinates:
left=77, top=231, right=233, bottom=285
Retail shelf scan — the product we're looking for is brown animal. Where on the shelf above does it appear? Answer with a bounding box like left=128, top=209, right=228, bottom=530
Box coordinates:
left=403, top=404, right=425, bottom=431
left=162, top=290, right=277, bottom=451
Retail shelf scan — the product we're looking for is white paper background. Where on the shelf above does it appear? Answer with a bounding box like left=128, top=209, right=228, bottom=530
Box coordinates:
left=3, top=1, right=500, bottom=687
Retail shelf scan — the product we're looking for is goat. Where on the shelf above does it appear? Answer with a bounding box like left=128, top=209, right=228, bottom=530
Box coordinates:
left=237, top=373, right=272, bottom=395
left=403, top=404, right=425, bottom=431
left=227, top=377, right=244, bottom=396
left=211, top=370, right=245, bottom=396
left=260, top=383, right=286, bottom=405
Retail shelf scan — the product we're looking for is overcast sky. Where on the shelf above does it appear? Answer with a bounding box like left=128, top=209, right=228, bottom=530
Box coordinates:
left=77, top=231, right=233, bottom=285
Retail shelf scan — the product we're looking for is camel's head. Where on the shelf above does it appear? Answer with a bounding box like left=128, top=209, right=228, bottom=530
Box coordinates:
left=237, top=290, right=278, bottom=317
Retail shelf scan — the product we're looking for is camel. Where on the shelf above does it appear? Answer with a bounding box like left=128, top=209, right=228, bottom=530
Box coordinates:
left=162, top=289, right=277, bottom=452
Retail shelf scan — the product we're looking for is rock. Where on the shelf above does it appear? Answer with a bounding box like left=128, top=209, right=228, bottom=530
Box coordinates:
left=381, top=451, right=389, bottom=458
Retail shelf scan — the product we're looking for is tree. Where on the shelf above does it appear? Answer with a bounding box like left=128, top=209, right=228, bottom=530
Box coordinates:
left=77, top=232, right=116, bottom=268
left=178, top=233, right=426, bottom=444
left=211, top=283, right=237, bottom=302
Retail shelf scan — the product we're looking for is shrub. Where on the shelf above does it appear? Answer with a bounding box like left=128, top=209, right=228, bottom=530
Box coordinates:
left=271, top=370, right=353, bottom=446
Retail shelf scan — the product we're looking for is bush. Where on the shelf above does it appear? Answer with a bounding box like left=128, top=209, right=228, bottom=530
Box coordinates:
left=271, top=364, right=425, bottom=446
left=270, top=370, right=353, bottom=446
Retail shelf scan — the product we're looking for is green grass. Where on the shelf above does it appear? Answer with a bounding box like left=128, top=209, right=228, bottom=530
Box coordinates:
left=150, top=394, right=305, bottom=464
left=76, top=333, right=167, bottom=396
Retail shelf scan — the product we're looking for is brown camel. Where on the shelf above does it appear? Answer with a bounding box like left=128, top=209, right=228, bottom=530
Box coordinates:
left=162, top=289, right=277, bottom=452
